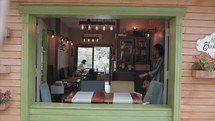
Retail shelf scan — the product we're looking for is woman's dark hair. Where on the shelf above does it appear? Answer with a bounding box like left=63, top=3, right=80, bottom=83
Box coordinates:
left=82, top=59, right=86, bottom=64
left=153, top=44, right=164, bottom=56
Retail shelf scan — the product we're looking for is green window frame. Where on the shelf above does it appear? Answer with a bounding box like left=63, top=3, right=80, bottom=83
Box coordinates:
left=19, top=6, right=185, bottom=121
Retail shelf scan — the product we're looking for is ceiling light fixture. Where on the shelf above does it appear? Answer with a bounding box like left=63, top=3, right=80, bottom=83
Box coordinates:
left=79, top=19, right=115, bottom=31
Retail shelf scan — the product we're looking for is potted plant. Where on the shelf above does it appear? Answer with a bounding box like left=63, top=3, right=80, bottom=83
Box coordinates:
left=192, top=52, right=215, bottom=78
left=0, top=90, right=11, bottom=110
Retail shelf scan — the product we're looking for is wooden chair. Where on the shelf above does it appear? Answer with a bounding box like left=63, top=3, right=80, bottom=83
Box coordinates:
left=110, top=81, right=142, bottom=98
left=110, top=81, right=135, bottom=93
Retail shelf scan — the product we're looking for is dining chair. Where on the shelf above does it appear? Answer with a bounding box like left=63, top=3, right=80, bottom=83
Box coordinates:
left=110, top=81, right=135, bottom=93
left=110, top=81, right=142, bottom=98
left=40, top=82, right=52, bottom=102
left=80, top=80, right=105, bottom=92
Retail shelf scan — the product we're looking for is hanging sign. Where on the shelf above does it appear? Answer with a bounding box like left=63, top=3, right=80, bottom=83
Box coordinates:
left=196, top=32, right=215, bottom=58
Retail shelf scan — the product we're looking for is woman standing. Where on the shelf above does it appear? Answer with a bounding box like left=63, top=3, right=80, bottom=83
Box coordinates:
left=139, top=44, right=164, bottom=104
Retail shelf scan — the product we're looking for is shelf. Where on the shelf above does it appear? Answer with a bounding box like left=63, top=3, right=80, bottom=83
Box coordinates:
left=192, top=70, right=215, bottom=78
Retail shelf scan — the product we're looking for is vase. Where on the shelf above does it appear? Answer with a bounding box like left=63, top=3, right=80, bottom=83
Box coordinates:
left=192, top=70, right=215, bottom=78
left=0, top=102, right=9, bottom=111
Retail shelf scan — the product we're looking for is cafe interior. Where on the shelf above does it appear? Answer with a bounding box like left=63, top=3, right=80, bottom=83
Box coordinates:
left=38, top=18, right=167, bottom=104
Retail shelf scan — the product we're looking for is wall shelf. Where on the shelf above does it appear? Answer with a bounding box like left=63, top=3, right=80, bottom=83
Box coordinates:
left=192, top=70, right=215, bottom=78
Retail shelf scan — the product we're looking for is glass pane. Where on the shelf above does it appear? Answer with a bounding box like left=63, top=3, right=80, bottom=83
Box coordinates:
left=77, top=47, right=93, bottom=69
left=94, top=47, right=110, bottom=73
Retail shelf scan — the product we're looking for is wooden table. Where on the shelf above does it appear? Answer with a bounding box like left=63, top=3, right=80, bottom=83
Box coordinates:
left=105, top=92, right=142, bottom=104
left=65, top=91, right=142, bottom=104
left=65, top=91, right=105, bottom=103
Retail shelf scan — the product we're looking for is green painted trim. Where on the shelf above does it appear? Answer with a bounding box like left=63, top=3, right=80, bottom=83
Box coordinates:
left=19, top=6, right=185, bottom=18
left=21, top=14, right=37, bottom=121
left=172, top=16, right=183, bottom=121
left=168, top=16, right=183, bottom=121
left=30, top=102, right=172, bottom=110
left=21, top=14, right=29, bottom=121
left=19, top=5, right=186, bottom=121
left=29, top=103, right=172, bottom=121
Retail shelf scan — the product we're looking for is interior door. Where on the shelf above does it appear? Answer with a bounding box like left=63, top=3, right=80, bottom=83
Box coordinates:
left=36, top=18, right=48, bottom=102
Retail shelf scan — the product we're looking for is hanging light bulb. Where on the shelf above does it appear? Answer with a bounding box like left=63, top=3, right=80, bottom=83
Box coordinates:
left=81, top=25, right=84, bottom=30
left=70, top=42, right=73, bottom=45
left=95, top=25, right=98, bottom=31
left=61, top=38, right=64, bottom=42
left=102, top=25, right=106, bottom=31
left=88, top=38, right=90, bottom=42
left=88, top=25, right=91, bottom=30
left=83, top=38, right=86, bottom=42
left=92, top=39, right=95, bottom=42
left=147, top=33, right=150, bottom=37
left=96, top=38, right=99, bottom=42
left=51, top=34, right=55, bottom=38
left=110, top=25, right=113, bottom=31
left=67, top=40, right=69, bottom=44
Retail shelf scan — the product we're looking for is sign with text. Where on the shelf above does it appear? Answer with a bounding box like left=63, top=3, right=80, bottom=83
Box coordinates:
left=196, top=32, right=215, bottom=58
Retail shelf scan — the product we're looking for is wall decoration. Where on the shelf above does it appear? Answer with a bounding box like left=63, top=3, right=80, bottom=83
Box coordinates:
left=196, top=32, right=215, bottom=58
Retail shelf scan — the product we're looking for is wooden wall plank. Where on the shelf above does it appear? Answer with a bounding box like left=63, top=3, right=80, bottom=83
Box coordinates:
left=183, top=27, right=215, bottom=34
left=0, top=59, right=21, bottom=65
left=8, top=9, right=21, bottom=16
left=11, top=30, right=22, bottom=37
left=184, top=13, right=215, bottom=20
left=0, top=52, right=21, bottom=59
left=181, top=120, right=214, bottom=121
left=4, top=37, right=22, bottom=45
left=10, top=66, right=21, bottom=72
left=182, top=91, right=215, bottom=98
left=1, top=45, right=22, bottom=51
left=181, top=105, right=215, bottom=112
left=182, top=49, right=199, bottom=55
left=182, top=77, right=215, bottom=84
left=0, top=115, right=20, bottom=121
left=0, top=80, right=21, bottom=86
left=181, top=112, right=215, bottom=119
left=0, top=108, right=21, bottom=115
left=9, top=101, right=21, bottom=108
left=0, top=66, right=11, bottom=74
left=0, top=73, right=21, bottom=79
left=8, top=23, right=22, bottom=30
left=0, top=87, right=21, bottom=94
left=181, top=98, right=215, bottom=105
left=8, top=16, right=22, bottom=23
left=25, top=0, right=179, bottom=5
left=186, top=6, right=215, bottom=13
left=182, top=63, right=193, bottom=70
left=179, top=0, right=215, bottom=7
left=182, top=41, right=196, bottom=48
left=183, top=20, right=215, bottom=28
left=182, top=34, right=207, bottom=41
left=182, top=56, right=194, bottom=62
left=182, top=84, right=215, bottom=91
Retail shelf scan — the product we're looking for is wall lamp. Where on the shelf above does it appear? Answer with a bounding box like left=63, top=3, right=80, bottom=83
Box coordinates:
left=79, top=19, right=115, bottom=31
left=147, top=28, right=157, bottom=37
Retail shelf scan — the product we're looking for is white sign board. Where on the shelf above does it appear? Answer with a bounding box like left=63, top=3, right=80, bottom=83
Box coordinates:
left=196, top=32, right=215, bottom=58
